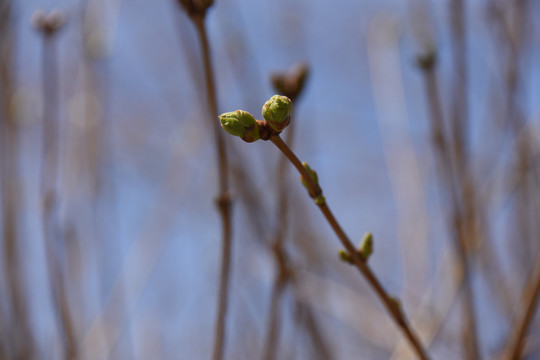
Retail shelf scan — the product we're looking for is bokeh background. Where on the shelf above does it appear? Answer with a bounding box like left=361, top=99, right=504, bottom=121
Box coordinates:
left=1, top=0, right=540, bottom=359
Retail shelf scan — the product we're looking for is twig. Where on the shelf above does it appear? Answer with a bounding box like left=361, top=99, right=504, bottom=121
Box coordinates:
left=262, top=64, right=308, bottom=360
left=505, top=251, right=540, bottom=360
left=417, top=54, right=480, bottom=360
left=262, top=271, right=286, bottom=360
left=269, top=135, right=430, bottom=360
left=184, top=7, right=234, bottom=360
left=447, top=4, right=483, bottom=356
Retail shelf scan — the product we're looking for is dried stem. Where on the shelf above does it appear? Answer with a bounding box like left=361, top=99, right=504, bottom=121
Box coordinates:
left=192, top=15, right=233, bottom=360
left=269, top=135, right=430, bottom=360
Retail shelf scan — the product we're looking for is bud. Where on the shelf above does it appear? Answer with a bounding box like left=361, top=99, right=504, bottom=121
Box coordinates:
left=293, top=63, right=309, bottom=95
left=314, top=195, right=326, bottom=205
left=177, top=0, right=214, bottom=17
left=270, top=75, right=287, bottom=97
left=338, top=249, right=353, bottom=264
left=300, top=162, right=318, bottom=189
left=31, top=9, right=66, bottom=35
left=416, top=47, right=437, bottom=71
left=359, top=232, right=373, bottom=261
left=262, top=95, right=292, bottom=132
left=271, top=62, right=309, bottom=100
left=219, top=110, right=260, bottom=142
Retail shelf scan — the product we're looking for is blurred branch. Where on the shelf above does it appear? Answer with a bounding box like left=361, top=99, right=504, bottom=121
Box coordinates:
left=416, top=47, right=480, bottom=360
left=262, top=63, right=308, bottom=360
left=390, top=249, right=463, bottom=359
left=504, top=251, right=540, bottom=359
left=175, top=2, right=234, bottom=359
left=0, top=1, right=34, bottom=357
left=33, top=9, right=77, bottom=359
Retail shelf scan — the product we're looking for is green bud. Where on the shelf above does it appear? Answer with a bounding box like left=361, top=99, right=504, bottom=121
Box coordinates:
left=338, top=249, right=353, bottom=264
left=262, top=95, right=292, bottom=132
left=314, top=195, right=326, bottom=205
left=359, top=232, right=373, bottom=261
left=219, top=110, right=260, bottom=142
left=300, top=162, right=318, bottom=189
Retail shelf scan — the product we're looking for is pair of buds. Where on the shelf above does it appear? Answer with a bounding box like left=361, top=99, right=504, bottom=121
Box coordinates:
left=219, top=95, right=292, bottom=143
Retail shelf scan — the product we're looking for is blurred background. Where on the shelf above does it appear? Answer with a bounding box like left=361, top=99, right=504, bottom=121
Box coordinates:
left=1, top=0, right=540, bottom=359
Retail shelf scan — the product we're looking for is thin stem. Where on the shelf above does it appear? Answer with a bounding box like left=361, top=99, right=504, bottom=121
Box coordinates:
left=506, top=255, right=540, bottom=360
left=269, top=135, right=430, bottom=360
left=421, top=66, right=480, bottom=360
left=262, top=275, right=286, bottom=360
left=192, top=15, right=233, bottom=360
left=261, top=110, right=296, bottom=360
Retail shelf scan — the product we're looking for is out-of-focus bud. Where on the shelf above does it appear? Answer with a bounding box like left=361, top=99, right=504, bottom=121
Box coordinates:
left=359, top=232, right=373, bottom=261
left=219, top=110, right=260, bottom=142
left=338, top=249, right=353, bottom=264
left=291, top=62, right=309, bottom=95
left=177, top=0, right=214, bottom=18
left=416, top=47, right=437, bottom=71
left=271, top=62, right=309, bottom=100
left=262, top=95, right=292, bottom=132
left=31, top=9, right=66, bottom=35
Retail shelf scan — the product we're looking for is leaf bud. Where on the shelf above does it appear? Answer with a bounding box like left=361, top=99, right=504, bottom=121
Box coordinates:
left=359, top=232, right=373, bottom=261
left=338, top=250, right=353, bottom=264
left=300, top=162, right=318, bottom=189
left=219, top=110, right=260, bottom=142
left=262, top=95, right=292, bottom=132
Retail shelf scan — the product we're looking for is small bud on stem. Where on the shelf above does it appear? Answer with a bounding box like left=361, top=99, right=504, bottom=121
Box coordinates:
left=416, top=47, right=437, bottom=71
left=359, top=232, right=373, bottom=261
left=177, top=0, right=214, bottom=18
left=271, top=62, right=309, bottom=100
left=31, top=9, right=66, bottom=36
left=262, top=95, right=292, bottom=132
left=219, top=110, right=260, bottom=142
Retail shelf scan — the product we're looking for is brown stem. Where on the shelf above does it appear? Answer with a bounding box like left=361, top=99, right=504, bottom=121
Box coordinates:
left=192, top=15, right=233, bottom=360
left=506, top=254, right=540, bottom=360
left=448, top=4, right=483, bottom=356
left=269, top=135, right=430, bottom=360
left=449, top=0, right=468, bottom=177
left=262, top=275, right=286, bottom=360
left=421, top=66, right=480, bottom=360
left=261, top=110, right=296, bottom=360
